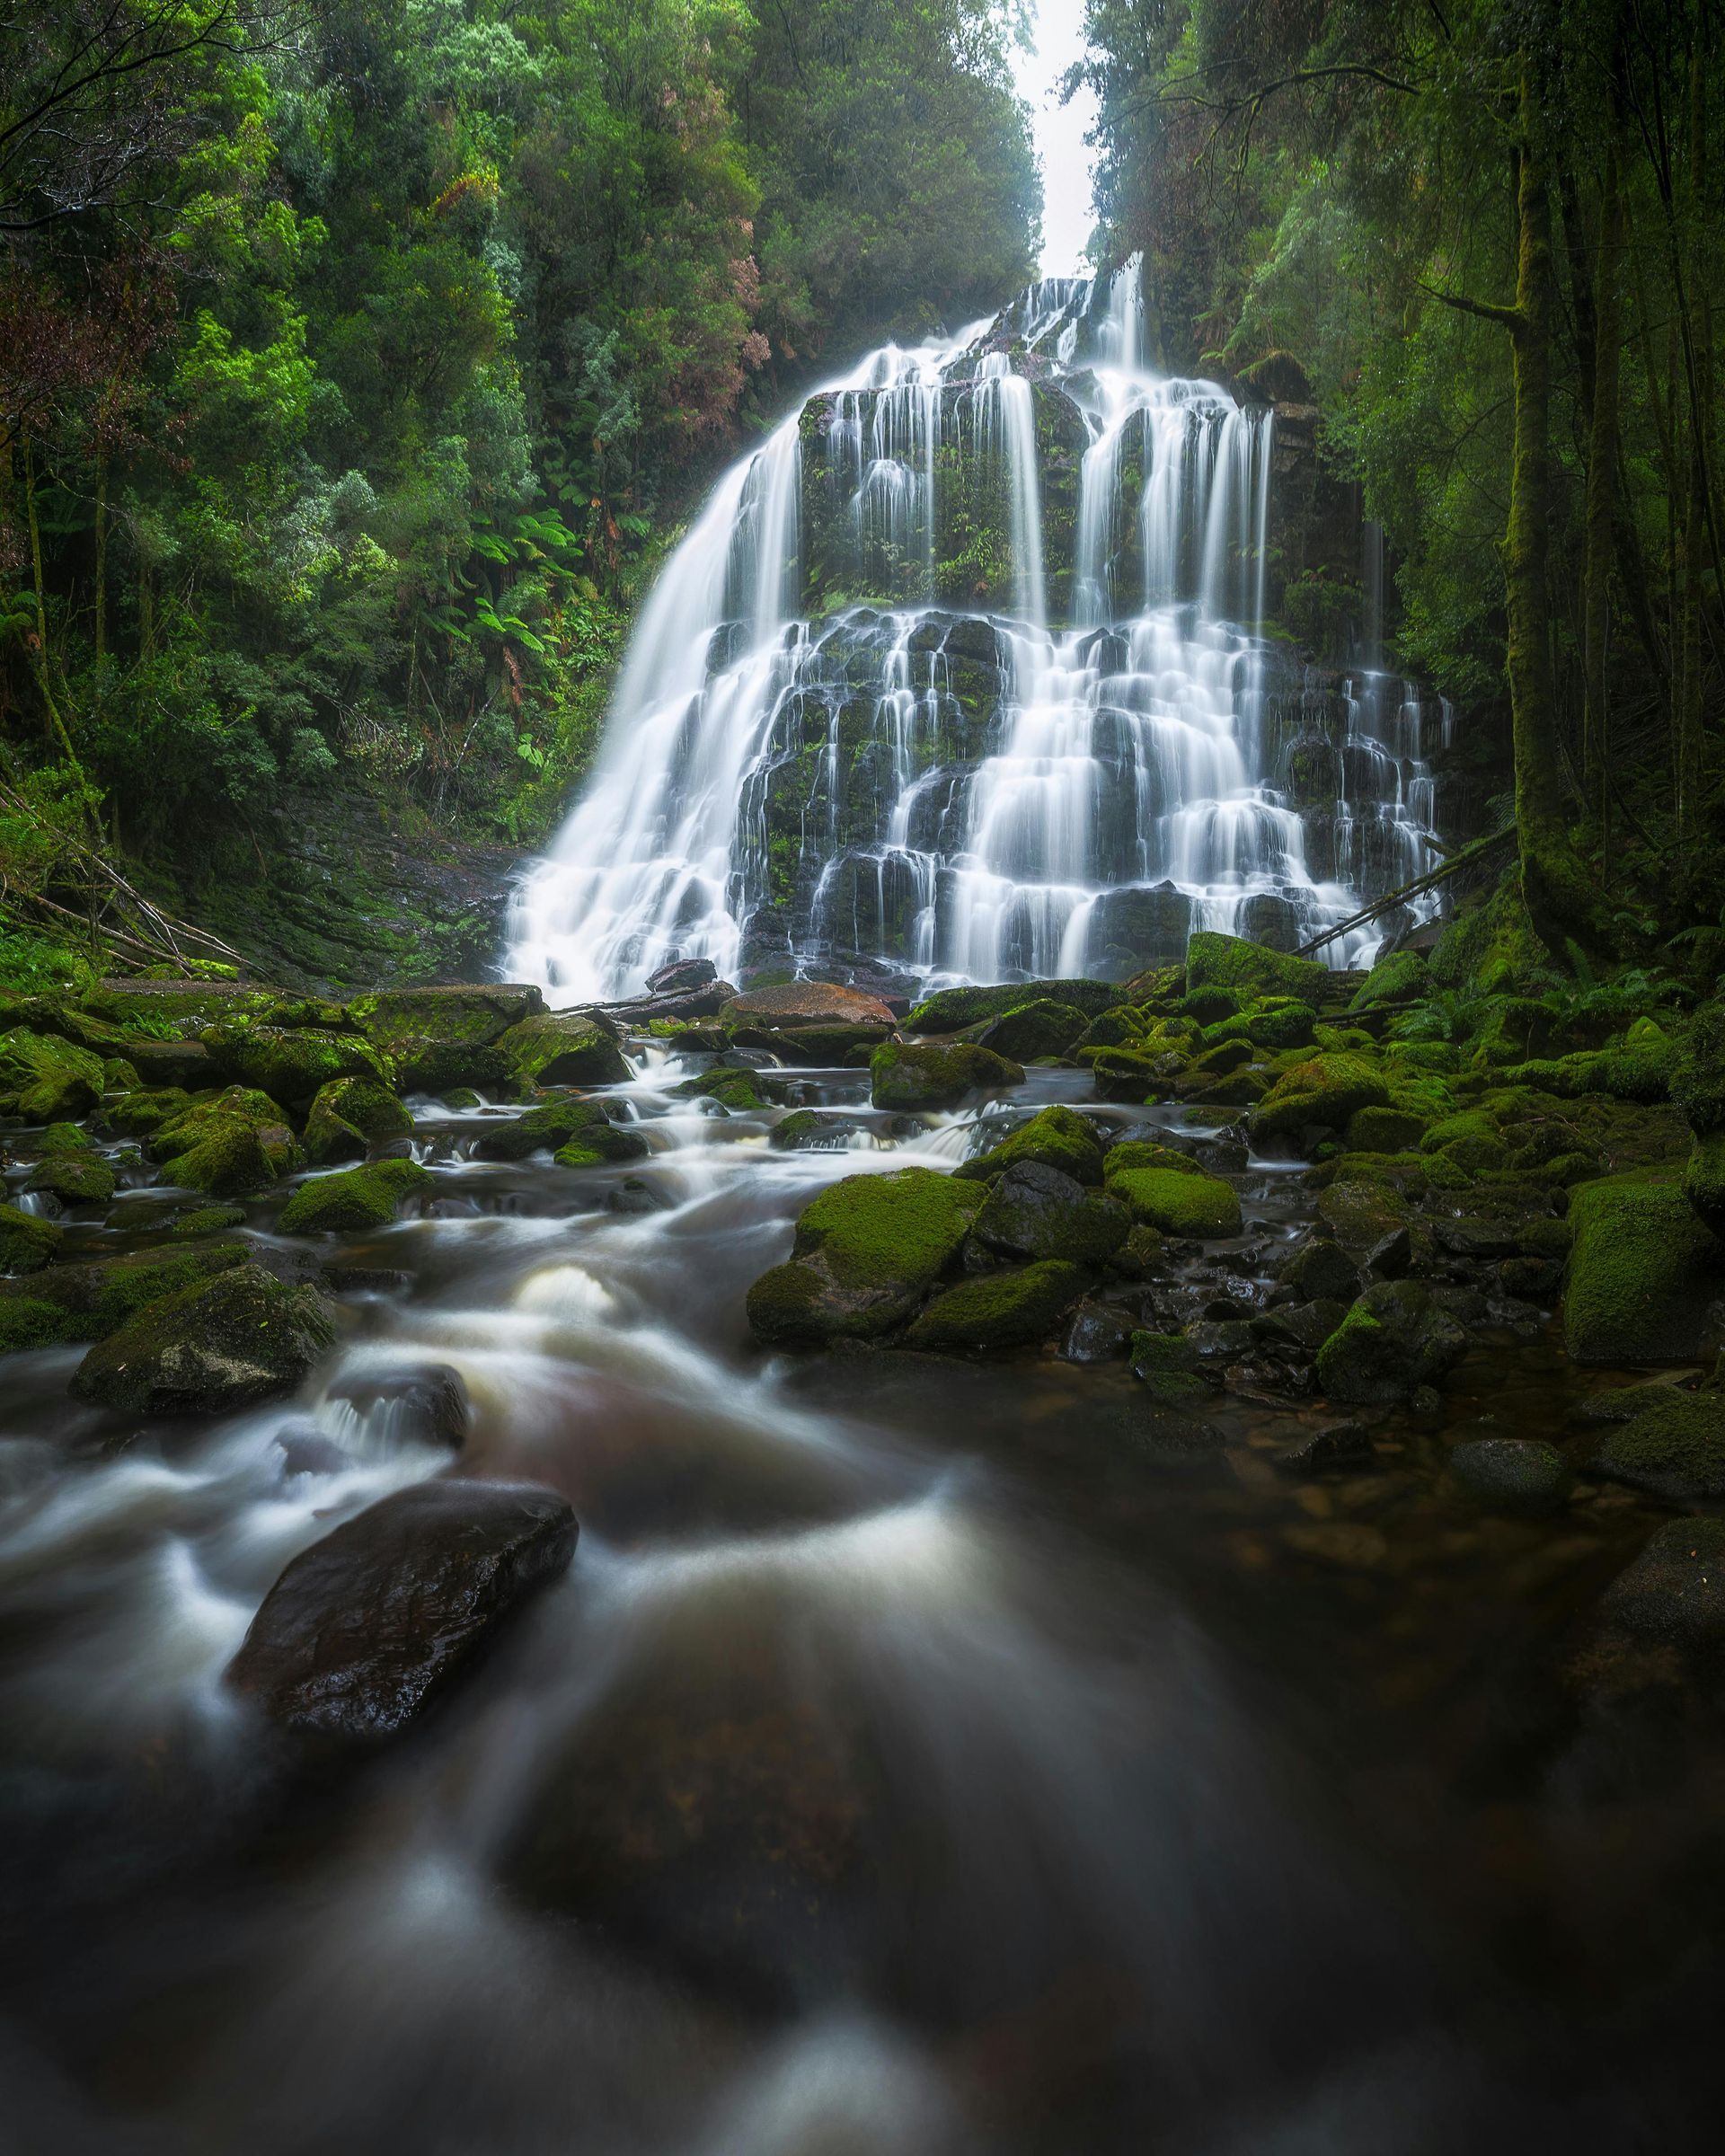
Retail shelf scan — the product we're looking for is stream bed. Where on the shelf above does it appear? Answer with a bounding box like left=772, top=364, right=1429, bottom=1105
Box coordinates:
left=3, top=1045, right=1722, bottom=2153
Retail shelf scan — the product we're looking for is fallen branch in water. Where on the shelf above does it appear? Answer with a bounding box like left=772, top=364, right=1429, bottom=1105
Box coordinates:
left=1295, top=826, right=1517, bottom=957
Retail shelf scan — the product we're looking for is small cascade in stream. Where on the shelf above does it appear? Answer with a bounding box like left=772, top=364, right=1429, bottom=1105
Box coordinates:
left=509, top=259, right=1446, bottom=1003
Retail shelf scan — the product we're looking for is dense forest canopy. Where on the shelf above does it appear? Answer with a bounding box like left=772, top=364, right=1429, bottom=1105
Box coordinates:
left=1074, top=0, right=1724, bottom=950
left=0, top=0, right=1038, bottom=982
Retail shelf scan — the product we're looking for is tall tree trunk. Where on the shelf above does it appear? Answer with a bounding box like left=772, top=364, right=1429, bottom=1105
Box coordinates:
left=93, top=441, right=111, bottom=671
left=1502, top=73, right=1592, bottom=944
left=1584, top=105, right=1626, bottom=820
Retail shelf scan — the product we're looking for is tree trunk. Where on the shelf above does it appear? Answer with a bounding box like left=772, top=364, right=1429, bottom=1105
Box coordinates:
left=93, top=441, right=111, bottom=671
left=1503, top=72, right=1592, bottom=945
left=1583, top=110, right=1626, bottom=818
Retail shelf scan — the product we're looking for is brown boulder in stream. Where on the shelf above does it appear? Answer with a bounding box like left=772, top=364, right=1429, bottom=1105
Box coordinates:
left=226, top=1478, right=576, bottom=1737
left=720, top=980, right=897, bottom=1028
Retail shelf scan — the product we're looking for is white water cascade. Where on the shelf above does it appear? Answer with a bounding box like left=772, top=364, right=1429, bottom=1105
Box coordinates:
left=509, top=261, right=1445, bottom=1003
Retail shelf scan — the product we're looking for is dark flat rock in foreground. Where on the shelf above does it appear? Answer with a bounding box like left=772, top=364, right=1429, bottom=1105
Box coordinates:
left=226, top=1478, right=577, bottom=1737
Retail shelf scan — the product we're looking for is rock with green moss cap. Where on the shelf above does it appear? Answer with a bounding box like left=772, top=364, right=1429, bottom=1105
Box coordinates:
left=954, top=1105, right=1105, bottom=1186
left=0, top=1241, right=248, bottom=1347
left=0, top=1027, right=106, bottom=1120
left=1206, top=998, right=1318, bottom=1054
left=1447, top=1437, right=1571, bottom=1513
left=1565, top=1173, right=1723, bottom=1365
left=746, top=1168, right=983, bottom=1346
left=906, top=1260, right=1088, bottom=1353
left=869, top=1040, right=1024, bottom=1112
left=1345, top=1105, right=1429, bottom=1153
left=1102, top=1139, right=1207, bottom=1182
left=1316, top=1281, right=1468, bottom=1404
left=0, top=1202, right=60, bottom=1276
left=1349, top=951, right=1428, bottom=1012
left=1184, top=932, right=1331, bottom=1010
left=672, top=1067, right=770, bottom=1112
left=1128, top=1329, right=1209, bottom=1406
left=200, top=1023, right=389, bottom=1106
left=72, top=1263, right=337, bottom=1416
left=40, top=1120, right=92, bottom=1154
left=972, top=1162, right=1130, bottom=1264
left=494, top=1012, right=630, bottom=1090
left=1601, top=1517, right=1725, bottom=1647
left=1074, top=1007, right=1148, bottom=1053
left=1252, top=1053, right=1390, bottom=1140
left=1087, top=1042, right=1191, bottom=1101
left=1419, top=1109, right=1508, bottom=1177
left=303, top=1073, right=413, bottom=1169
left=278, top=1159, right=429, bottom=1235
left=24, top=1153, right=116, bottom=1206
left=906, top=981, right=1117, bottom=1034
left=1588, top=1390, right=1725, bottom=1501
left=1107, top=1166, right=1242, bottom=1239
left=154, top=1088, right=302, bottom=1197
left=974, top=1000, right=1090, bottom=1062
left=103, top=1086, right=192, bottom=1139
left=473, top=1097, right=647, bottom=1163
left=346, top=985, right=544, bottom=1092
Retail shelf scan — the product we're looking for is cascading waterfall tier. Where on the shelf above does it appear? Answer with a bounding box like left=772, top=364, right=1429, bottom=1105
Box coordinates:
left=509, top=261, right=1445, bottom=1003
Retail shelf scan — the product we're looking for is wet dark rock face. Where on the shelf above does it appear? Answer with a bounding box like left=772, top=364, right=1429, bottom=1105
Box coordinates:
left=226, top=1479, right=577, bottom=1738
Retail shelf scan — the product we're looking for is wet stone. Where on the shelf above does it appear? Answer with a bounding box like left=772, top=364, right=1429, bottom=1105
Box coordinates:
left=1061, top=1301, right=1135, bottom=1363
left=1447, top=1437, right=1572, bottom=1514
left=324, top=1363, right=471, bottom=1450
left=1271, top=1421, right=1376, bottom=1476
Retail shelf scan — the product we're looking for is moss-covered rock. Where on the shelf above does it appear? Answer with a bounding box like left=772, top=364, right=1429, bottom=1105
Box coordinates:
left=0, top=1026, right=106, bottom=1120
left=494, top=1012, right=630, bottom=1090
left=1315, top=1281, right=1468, bottom=1404
left=308, top=1075, right=412, bottom=1150
left=1588, top=1390, right=1725, bottom=1501
left=1427, top=873, right=1553, bottom=998
left=0, top=1241, right=247, bottom=1347
left=974, top=999, right=1090, bottom=1062
left=746, top=1168, right=983, bottom=1346
left=1206, top=997, right=1319, bottom=1054
left=1184, top=932, right=1331, bottom=1009
left=868, top=1040, right=1024, bottom=1111
left=0, top=1201, right=60, bottom=1275
left=71, top=1262, right=338, bottom=1415
left=1447, top=1437, right=1571, bottom=1512
left=672, top=1067, right=769, bottom=1112
left=1087, top=1042, right=1190, bottom=1101
left=1276, top=1236, right=1360, bottom=1303
left=473, top=1096, right=647, bottom=1163
left=906, top=981, right=1117, bottom=1033
left=154, top=1088, right=302, bottom=1197
left=40, top=1120, right=92, bottom=1154
left=201, top=1022, right=388, bottom=1105
left=1106, top=1166, right=1242, bottom=1239
left=1349, top=951, right=1428, bottom=1012
left=1420, top=1109, right=1508, bottom=1177
left=1683, top=1130, right=1725, bottom=1240
left=1564, top=1173, right=1724, bottom=1365
left=1102, top=1140, right=1207, bottom=1181
left=103, top=1086, right=192, bottom=1138
left=905, top=1260, right=1087, bottom=1353
left=1601, top=1517, right=1725, bottom=1647
left=1252, top=1051, right=1390, bottom=1141
left=1074, top=1007, right=1149, bottom=1053
left=954, top=1104, right=1105, bottom=1186
left=24, top=1153, right=116, bottom=1206
left=1127, top=1329, right=1210, bottom=1407
left=972, top=1162, right=1130, bottom=1264
left=1345, top=1105, right=1429, bottom=1153
left=277, top=1159, right=430, bottom=1234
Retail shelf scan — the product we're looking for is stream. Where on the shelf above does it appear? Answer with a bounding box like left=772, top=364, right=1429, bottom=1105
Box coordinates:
left=4, top=1045, right=1722, bottom=2153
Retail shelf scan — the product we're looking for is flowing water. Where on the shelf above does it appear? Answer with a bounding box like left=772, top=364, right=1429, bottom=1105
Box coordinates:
left=4, top=1050, right=1724, bottom=2153
left=508, top=263, right=1444, bottom=1003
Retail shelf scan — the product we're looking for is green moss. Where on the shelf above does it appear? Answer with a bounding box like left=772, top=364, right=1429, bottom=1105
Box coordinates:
left=103, top=1087, right=192, bottom=1138
left=1346, top=1105, right=1429, bottom=1153
left=1684, top=1130, right=1725, bottom=1239
left=40, top=1120, right=92, bottom=1154
left=1207, top=998, right=1318, bottom=1052
left=71, top=1262, right=338, bottom=1416
left=1589, top=1392, right=1725, bottom=1501
left=169, top=1204, right=247, bottom=1237
left=1565, top=1172, right=1725, bottom=1365
left=0, top=1295, right=76, bottom=1353
left=953, top=1105, right=1105, bottom=1186
left=1420, top=1109, right=1508, bottom=1176
left=1107, top=1166, right=1242, bottom=1238
left=0, top=1201, right=61, bottom=1275
left=24, top=1153, right=116, bottom=1206
left=906, top=1259, right=1087, bottom=1352
left=674, top=1068, right=767, bottom=1111
left=495, top=1012, right=631, bottom=1089
left=906, top=981, right=1117, bottom=1033
left=976, top=1000, right=1089, bottom=1061
left=1087, top=1042, right=1189, bottom=1101
left=1673, top=998, right=1725, bottom=1135
left=1074, top=1008, right=1149, bottom=1052
left=0, top=1026, right=107, bottom=1120
left=1103, top=1140, right=1206, bottom=1181
left=1252, top=1052, right=1390, bottom=1138
left=869, top=1040, right=1024, bottom=1111
left=0, top=1241, right=247, bottom=1343
left=277, top=1158, right=429, bottom=1234
left=1184, top=932, right=1331, bottom=1008
left=1349, top=951, right=1428, bottom=1011
left=474, top=1096, right=647, bottom=1162
left=154, top=1087, right=302, bottom=1197
left=792, top=1168, right=983, bottom=1288
left=1427, top=872, right=1554, bottom=997
left=1128, top=1328, right=1210, bottom=1406
left=201, top=1022, right=388, bottom=1104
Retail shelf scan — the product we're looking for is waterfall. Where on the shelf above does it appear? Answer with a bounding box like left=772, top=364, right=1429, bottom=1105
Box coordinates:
left=509, top=258, right=1444, bottom=1002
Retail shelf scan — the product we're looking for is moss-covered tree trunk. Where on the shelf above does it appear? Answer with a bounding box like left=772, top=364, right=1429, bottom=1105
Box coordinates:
left=1583, top=114, right=1625, bottom=826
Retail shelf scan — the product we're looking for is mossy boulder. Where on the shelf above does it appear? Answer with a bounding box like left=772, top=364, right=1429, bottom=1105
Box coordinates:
left=1075, top=1008, right=1149, bottom=1053
left=1588, top=1390, right=1725, bottom=1501
left=905, top=1260, right=1088, bottom=1353
left=1252, top=1053, right=1390, bottom=1139
left=1184, top=932, right=1331, bottom=1009
left=1107, top=1166, right=1242, bottom=1239
left=103, top=1086, right=192, bottom=1138
left=154, top=1088, right=302, bottom=1197
left=1601, top=1517, right=1725, bottom=1647
left=24, top=1153, right=117, bottom=1206
left=1088, top=1043, right=1190, bottom=1101
left=277, top=1159, right=430, bottom=1235
left=972, top=1162, right=1131, bottom=1264
left=954, top=1105, right=1105, bottom=1186
left=1315, top=1176, right=1413, bottom=1264
left=40, top=1120, right=92, bottom=1154
left=974, top=1000, right=1090, bottom=1062
left=0, top=1026, right=106, bottom=1120
left=1683, top=1131, right=1725, bottom=1241
left=0, top=1241, right=248, bottom=1349
left=1128, top=1329, right=1210, bottom=1408
left=1564, top=1173, right=1724, bottom=1365
left=673, top=1067, right=769, bottom=1112
left=1349, top=951, right=1428, bottom=1012
left=495, top=1012, right=630, bottom=1089
left=906, top=981, right=1117, bottom=1033
left=1420, top=1109, right=1508, bottom=1178
left=201, top=1023, right=388, bottom=1105
left=1102, top=1140, right=1207, bottom=1181
left=1345, top=1105, right=1429, bottom=1153
left=1206, top=998, right=1318, bottom=1054
left=1427, top=874, right=1553, bottom=997
left=745, top=1168, right=983, bottom=1346
left=302, top=1074, right=415, bottom=1167
left=1315, top=1281, right=1469, bottom=1404
left=1276, top=1236, right=1360, bottom=1304
left=349, top=985, right=545, bottom=1093
left=0, top=1202, right=61, bottom=1276
left=473, top=1097, right=647, bottom=1163
left=1447, top=1437, right=1570, bottom=1513
left=868, top=1040, right=1024, bottom=1112
left=72, top=1262, right=338, bottom=1416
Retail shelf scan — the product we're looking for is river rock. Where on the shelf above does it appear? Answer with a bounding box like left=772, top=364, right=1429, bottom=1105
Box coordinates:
left=200, top=1022, right=387, bottom=1106
left=1587, top=1389, right=1725, bottom=1502
left=1252, top=1053, right=1389, bottom=1141
left=1314, top=1178, right=1411, bottom=1265
left=152, top=1086, right=302, bottom=1197
left=473, top=1096, right=647, bottom=1162
left=71, top=1263, right=337, bottom=1415
left=0, top=1026, right=106, bottom=1120
left=747, top=1169, right=983, bottom=1346
left=905, top=1259, right=1088, bottom=1352
left=1276, top=1234, right=1359, bottom=1303
left=324, top=1362, right=471, bottom=1450
left=1271, top=1421, right=1375, bottom=1475
left=954, top=1104, right=1106, bottom=1186
left=1315, top=1280, right=1468, bottom=1405
left=0, top=1200, right=61, bottom=1276
left=1564, top=1174, right=1725, bottom=1365
left=973, top=1162, right=1130, bottom=1265
left=1600, top=1517, right=1725, bottom=1648
left=1106, top=1165, right=1242, bottom=1239
left=647, top=958, right=719, bottom=995
left=226, top=1478, right=576, bottom=1737
left=0, top=1241, right=248, bottom=1353
left=974, top=999, right=1089, bottom=1062
left=277, top=1159, right=429, bottom=1234
left=1447, top=1436, right=1571, bottom=1512
left=721, top=981, right=895, bottom=1028
left=494, top=1012, right=630, bottom=1089
left=348, top=986, right=545, bottom=1094
left=868, top=1040, right=1024, bottom=1111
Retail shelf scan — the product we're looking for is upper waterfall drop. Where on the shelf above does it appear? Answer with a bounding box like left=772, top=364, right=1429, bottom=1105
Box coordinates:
left=507, top=258, right=1443, bottom=1004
